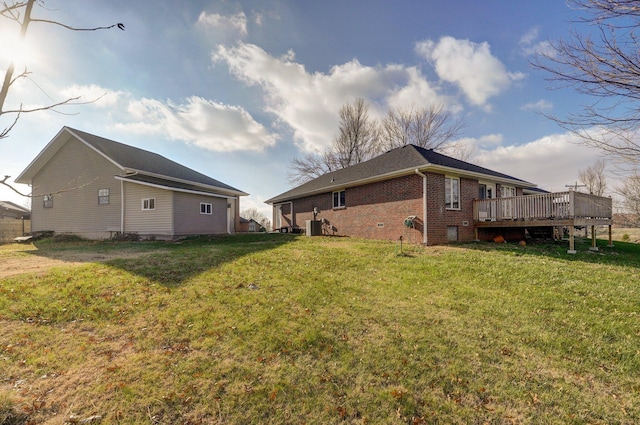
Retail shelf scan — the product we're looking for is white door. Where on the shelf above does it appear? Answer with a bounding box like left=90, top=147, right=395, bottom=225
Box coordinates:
left=478, top=182, right=496, bottom=220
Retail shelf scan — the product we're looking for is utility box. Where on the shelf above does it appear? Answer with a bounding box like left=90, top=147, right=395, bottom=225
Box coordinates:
left=306, top=220, right=322, bottom=236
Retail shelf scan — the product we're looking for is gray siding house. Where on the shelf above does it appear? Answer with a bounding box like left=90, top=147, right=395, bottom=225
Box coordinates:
left=15, top=127, right=247, bottom=239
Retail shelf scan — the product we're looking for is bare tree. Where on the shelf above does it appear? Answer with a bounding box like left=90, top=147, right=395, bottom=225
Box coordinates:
left=332, top=98, right=380, bottom=168
left=532, top=0, right=640, bottom=166
left=287, top=149, right=339, bottom=185
left=578, top=159, right=608, bottom=195
left=380, top=104, right=465, bottom=152
left=618, top=173, right=640, bottom=225
left=287, top=98, right=380, bottom=184
left=240, top=207, right=270, bottom=231
left=0, top=0, right=123, bottom=194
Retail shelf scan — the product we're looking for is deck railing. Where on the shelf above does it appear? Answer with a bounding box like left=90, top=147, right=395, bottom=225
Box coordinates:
left=473, top=191, right=612, bottom=222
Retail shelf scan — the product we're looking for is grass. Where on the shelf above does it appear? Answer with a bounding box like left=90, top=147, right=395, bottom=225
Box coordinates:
left=0, top=233, right=639, bottom=424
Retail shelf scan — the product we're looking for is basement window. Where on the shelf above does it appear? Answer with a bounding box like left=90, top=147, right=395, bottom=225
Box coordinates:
left=447, top=226, right=458, bottom=242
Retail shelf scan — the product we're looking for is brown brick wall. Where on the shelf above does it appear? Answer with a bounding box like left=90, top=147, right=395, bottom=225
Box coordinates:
left=279, top=172, right=481, bottom=245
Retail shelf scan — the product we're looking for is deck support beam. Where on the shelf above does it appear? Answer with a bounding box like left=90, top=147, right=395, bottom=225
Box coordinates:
left=589, top=225, right=599, bottom=252
left=608, top=225, right=614, bottom=247
left=567, top=226, right=577, bottom=254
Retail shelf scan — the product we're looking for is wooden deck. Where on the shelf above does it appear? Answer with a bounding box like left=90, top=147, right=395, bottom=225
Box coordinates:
left=472, top=191, right=613, bottom=253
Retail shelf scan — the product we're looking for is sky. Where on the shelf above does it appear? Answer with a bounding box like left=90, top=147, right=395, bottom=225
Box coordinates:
left=0, top=0, right=615, bottom=218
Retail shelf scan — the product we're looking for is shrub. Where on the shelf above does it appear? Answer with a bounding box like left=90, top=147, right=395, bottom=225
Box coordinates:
left=51, top=233, right=85, bottom=243
left=622, top=233, right=630, bottom=241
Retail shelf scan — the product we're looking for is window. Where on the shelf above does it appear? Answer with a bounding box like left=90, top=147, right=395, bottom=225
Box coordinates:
left=445, top=176, right=460, bottom=209
left=142, top=198, right=155, bottom=210
left=200, top=202, right=212, bottom=215
left=98, top=188, right=110, bottom=205
left=447, top=226, right=459, bottom=242
left=500, top=186, right=516, bottom=198
left=333, top=190, right=345, bottom=208
left=43, top=194, right=53, bottom=208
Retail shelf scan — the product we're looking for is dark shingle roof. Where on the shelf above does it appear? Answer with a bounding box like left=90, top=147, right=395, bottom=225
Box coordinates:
left=266, top=144, right=533, bottom=204
left=68, top=128, right=245, bottom=194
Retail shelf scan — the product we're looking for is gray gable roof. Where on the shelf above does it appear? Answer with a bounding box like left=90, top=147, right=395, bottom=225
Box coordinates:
left=68, top=128, right=245, bottom=194
left=16, top=127, right=247, bottom=196
left=266, top=144, right=534, bottom=204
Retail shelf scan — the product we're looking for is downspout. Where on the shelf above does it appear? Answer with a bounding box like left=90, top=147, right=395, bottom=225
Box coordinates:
left=227, top=202, right=231, bottom=234
left=120, top=178, right=125, bottom=233
left=415, top=169, right=428, bottom=245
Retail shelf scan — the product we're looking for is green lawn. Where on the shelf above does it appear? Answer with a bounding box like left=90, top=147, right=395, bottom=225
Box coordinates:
left=1, top=234, right=639, bottom=424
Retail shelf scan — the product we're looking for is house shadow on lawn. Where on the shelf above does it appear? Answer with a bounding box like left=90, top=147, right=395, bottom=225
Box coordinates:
left=459, top=237, right=640, bottom=269
left=28, top=233, right=299, bottom=286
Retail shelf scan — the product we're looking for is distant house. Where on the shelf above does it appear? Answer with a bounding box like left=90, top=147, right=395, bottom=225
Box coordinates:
left=0, top=201, right=30, bottom=220
left=266, top=144, right=613, bottom=249
left=239, top=217, right=264, bottom=233
left=15, top=127, right=248, bottom=240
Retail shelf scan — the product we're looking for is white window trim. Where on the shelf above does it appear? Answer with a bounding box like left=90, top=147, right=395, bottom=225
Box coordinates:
left=98, top=188, right=110, bottom=205
left=333, top=190, right=346, bottom=209
left=43, top=194, right=53, bottom=209
left=200, top=202, right=212, bottom=215
left=142, top=198, right=156, bottom=211
left=500, top=186, right=516, bottom=198
left=445, top=176, right=460, bottom=210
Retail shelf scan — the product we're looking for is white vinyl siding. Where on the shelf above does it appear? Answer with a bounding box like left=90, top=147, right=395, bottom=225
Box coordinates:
left=30, top=136, right=121, bottom=237
left=123, top=183, right=173, bottom=236
left=173, top=192, right=227, bottom=235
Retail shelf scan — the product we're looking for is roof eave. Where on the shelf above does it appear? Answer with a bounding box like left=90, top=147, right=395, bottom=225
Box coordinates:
left=267, top=164, right=535, bottom=204
left=115, top=176, right=246, bottom=198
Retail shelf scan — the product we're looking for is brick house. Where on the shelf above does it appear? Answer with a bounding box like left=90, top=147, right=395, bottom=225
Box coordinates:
left=266, top=144, right=538, bottom=245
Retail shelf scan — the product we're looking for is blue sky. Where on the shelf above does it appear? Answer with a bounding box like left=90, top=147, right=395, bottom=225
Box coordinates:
left=0, top=0, right=610, bottom=217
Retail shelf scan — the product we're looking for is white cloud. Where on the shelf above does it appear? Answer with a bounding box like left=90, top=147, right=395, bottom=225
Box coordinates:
left=116, top=96, right=278, bottom=152
left=197, top=11, right=247, bottom=38
left=415, top=36, right=525, bottom=108
left=213, top=42, right=452, bottom=153
left=60, top=84, right=125, bottom=108
left=519, top=27, right=555, bottom=57
left=456, top=133, right=504, bottom=150
left=521, top=99, right=553, bottom=111
left=472, top=131, right=609, bottom=192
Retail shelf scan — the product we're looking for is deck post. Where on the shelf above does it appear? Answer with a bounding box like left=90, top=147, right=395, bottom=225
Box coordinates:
left=474, top=227, right=479, bottom=242
left=567, top=226, right=577, bottom=254
left=589, top=225, right=598, bottom=251
left=608, top=225, right=614, bottom=247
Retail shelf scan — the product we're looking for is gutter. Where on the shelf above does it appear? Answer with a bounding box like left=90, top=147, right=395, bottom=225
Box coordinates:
left=415, top=169, right=428, bottom=245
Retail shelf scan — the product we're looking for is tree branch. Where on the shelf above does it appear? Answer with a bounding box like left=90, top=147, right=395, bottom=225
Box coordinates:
left=29, top=18, right=124, bottom=31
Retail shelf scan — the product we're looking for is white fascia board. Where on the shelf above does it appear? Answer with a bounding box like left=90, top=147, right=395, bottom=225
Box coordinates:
left=424, top=164, right=537, bottom=188
left=268, top=165, right=536, bottom=204
left=115, top=176, right=238, bottom=199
